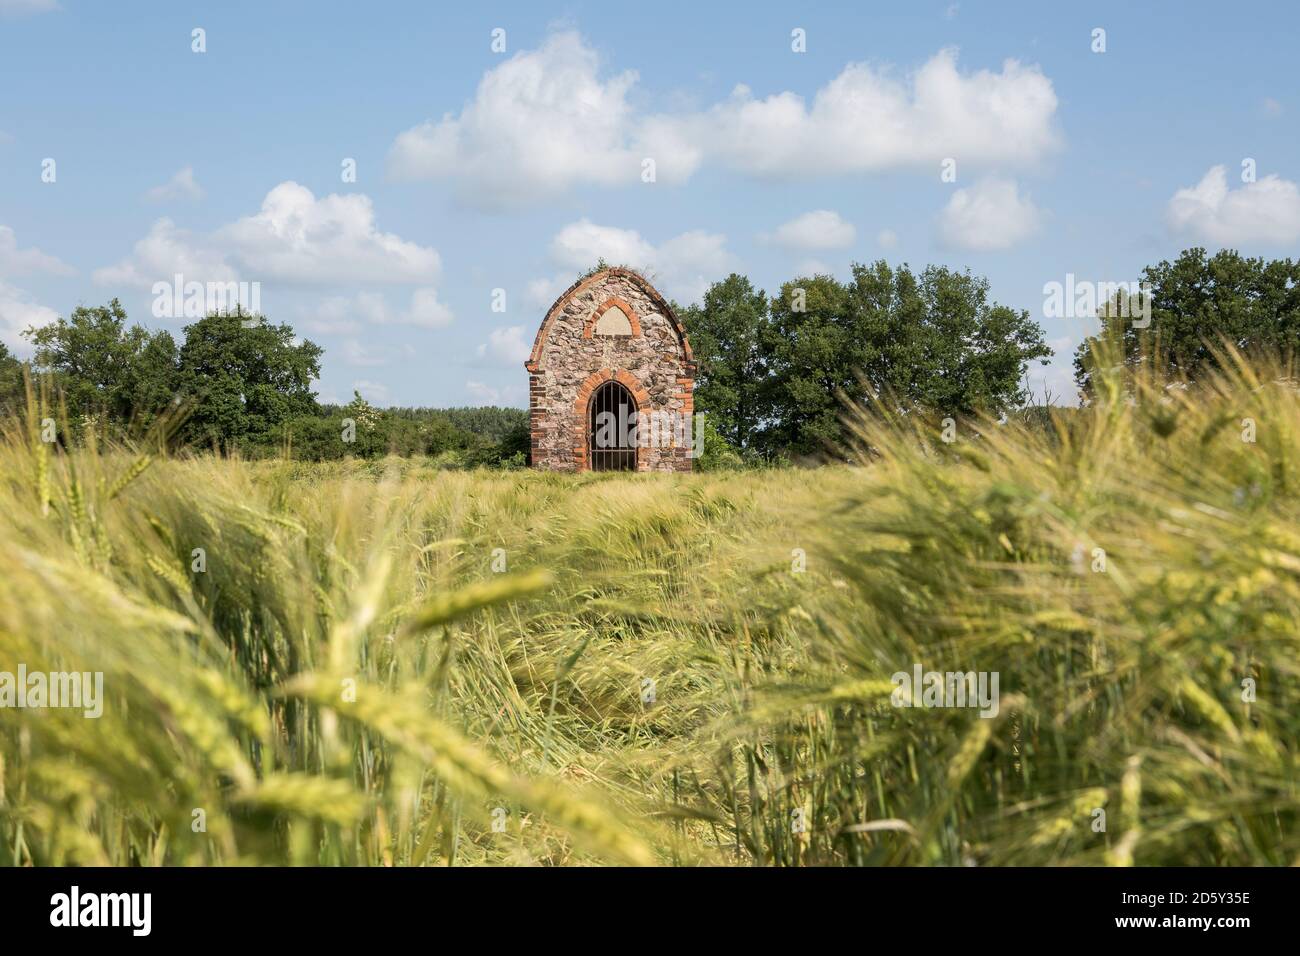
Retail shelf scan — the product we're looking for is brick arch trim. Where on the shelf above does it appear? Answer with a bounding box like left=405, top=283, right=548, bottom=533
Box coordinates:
left=572, top=368, right=651, bottom=471
left=525, top=267, right=694, bottom=373
left=582, top=297, right=642, bottom=339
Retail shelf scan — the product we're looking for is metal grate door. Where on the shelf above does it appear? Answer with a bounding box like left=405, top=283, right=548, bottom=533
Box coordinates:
left=589, top=381, right=638, bottom=471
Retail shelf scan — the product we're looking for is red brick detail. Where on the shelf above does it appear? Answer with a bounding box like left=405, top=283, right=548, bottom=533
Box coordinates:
left=572, top=368, right=652, bottom=473
left=525, top=267, right=693, bottom=373
left=675, top=377, right=695, bottom=416
left=528, top=373, right=545, bottom=465
left=581, top=297, right=642, bottom=340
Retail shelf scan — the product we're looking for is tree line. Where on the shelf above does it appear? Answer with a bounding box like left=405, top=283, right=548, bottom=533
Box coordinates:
left=678, top=261, right=1051, bottom=458
left=2, top=246, right=1297, bottom=466
left=1072, top=247, right=1300, bottom=392
left=680, top=248, right=1300, bottom=460
left=0, top=303, right=528, bottom=465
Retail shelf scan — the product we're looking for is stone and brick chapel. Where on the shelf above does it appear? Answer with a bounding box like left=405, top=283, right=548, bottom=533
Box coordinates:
left=525, top=267, right=695, bottom=472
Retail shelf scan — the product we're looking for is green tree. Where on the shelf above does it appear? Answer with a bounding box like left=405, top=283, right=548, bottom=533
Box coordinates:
left=275, top=412, right=348, bottom=461
left=848, top=261, right=1051, bottom=415
left=762, top=274, right=857, bottom=455
left=340, top=390, right=386, bottom=457
left=436, top=406, right=528, bottom=444
left=0, top=341, right=25, bottom=415
left=497, top=418, right=530, bottom=466
left=759, top=262, right=1049, bottom=456
left=176, top=312, right=322, bottom=451
left=692, top=416, right=744, bottom=471
left=1074, top=247, right=1300, bottom=393
left=127, top=327, right=182, bottom=421
left=24, top=299, right=180, bottom=427
left=677, top=274, right=770, bottom=449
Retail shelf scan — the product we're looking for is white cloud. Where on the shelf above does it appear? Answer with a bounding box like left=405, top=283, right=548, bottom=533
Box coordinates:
left=97, top=182, right=441, bottom=288
left=654, top=232, right=737, bottom=303
left=304, top=287, right=453, bottom=334
left=477, top=324, right=531, bottom=366
left=526, top=274, right=570, bottom=309
left=877, top=228, right=899, bottom=250
left=1166, top=165, right=1300, bottom=245
left=300, top=295, right=370, bottom=336
left=938, top=177, right=1042, bottom=251
left=145, top=166, right=205, bottom=203
left=361, top=291, right=399, bottom=324
left=388, top=32, right=698, bottom=206
left=542, top=218, right=736, bottom=304
left=93, top=218, right=236, bottom=287
left=0, top=225, right=74, bottom=276
left=320, top=292, right=384, bottom=333
left=341, top=340, right=388, bottom=367
left=352, top=379, right=392, bottom=404
left=0, top=226, right=66, bottom=349
left=550, top=220, right=655, bottom=270
left=464, top=379, right=525, bottom=406
left=763, top=210, right=856, bottom=251
left=402, top=287, right=453, bottom=327
left=796, top=259, right=833, bottom=277
left=387, top=33, right=1059, bottom=205
left=339, top=339, right=416, bottom=368
left=0, top=279, right=58, bottom=349
left=466, top=380, right=504, bottom=404
left=217, top=182, right=440, bottom=284
left=699, top=49, right=1057, bottom=178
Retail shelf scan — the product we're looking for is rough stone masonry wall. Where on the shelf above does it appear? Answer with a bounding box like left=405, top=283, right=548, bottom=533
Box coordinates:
left=529, top=270, right=693, bottom=472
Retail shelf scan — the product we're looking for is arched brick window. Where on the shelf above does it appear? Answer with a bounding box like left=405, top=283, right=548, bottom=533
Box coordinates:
left=594, top=304, right=633, bottom=335
left=588, top=380, right=638, bottom=471
left=582, top=297, right=642, bottom=339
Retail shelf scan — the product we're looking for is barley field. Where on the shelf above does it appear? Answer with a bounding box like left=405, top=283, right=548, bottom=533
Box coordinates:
left=1, top=354, right=1298, bottom=867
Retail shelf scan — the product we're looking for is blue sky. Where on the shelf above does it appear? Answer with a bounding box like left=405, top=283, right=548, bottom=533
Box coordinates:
left=1, top=0, right=1297, bottom=408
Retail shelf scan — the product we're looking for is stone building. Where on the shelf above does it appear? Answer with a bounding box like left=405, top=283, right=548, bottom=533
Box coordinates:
left=525, top=267, right=695, bottom=472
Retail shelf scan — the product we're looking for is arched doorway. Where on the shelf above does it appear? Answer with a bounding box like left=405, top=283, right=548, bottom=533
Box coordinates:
left=588, top=380, right=638, bottom=471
